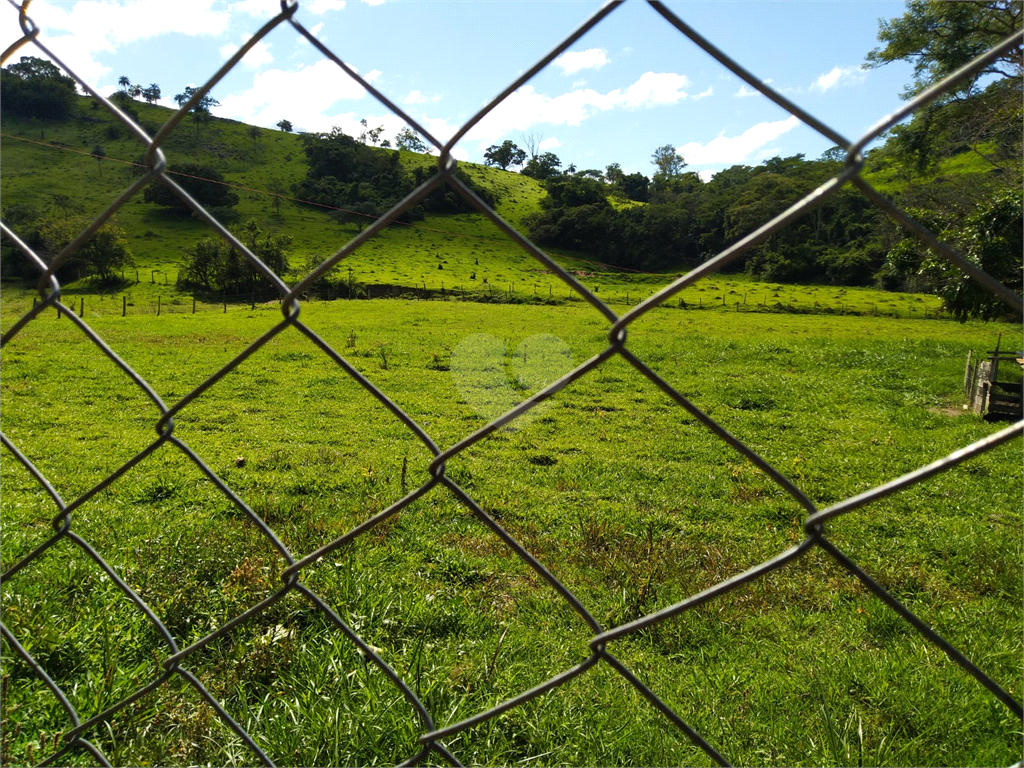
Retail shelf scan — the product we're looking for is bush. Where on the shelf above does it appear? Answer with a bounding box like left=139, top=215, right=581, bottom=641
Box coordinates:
left=1, top=56, right=77, bottom=120
left=144, top=164, right=239, bottom=213
left=180, top=219, right=291, bottom=292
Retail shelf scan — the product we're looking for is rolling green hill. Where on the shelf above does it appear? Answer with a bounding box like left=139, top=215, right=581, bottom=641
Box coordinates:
left=0, top=92, right=1004, bottom=320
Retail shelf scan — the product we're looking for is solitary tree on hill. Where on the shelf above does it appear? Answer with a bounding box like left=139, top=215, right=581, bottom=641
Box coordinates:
left=395, top=127, right=427, bottom=153
left=173, top=86, right=219, bottom=113
left=484, top=140, right=526, bottom=171
left=521, top=151, right=562, bottom=180
left=277, top=119, right=293, bottom=132
left=651, top=144, right=686, bottom=179
left=118, top=75, right=130, bottom=93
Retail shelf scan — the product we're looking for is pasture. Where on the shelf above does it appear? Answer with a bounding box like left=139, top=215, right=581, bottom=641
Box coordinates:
left=1, top=296, right=1020, bottom=766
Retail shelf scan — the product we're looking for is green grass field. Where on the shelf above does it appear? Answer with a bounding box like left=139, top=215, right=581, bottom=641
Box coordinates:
left=2, top=89, right=1022, bottom=767
left=1, top=295, right=1021, bottom=767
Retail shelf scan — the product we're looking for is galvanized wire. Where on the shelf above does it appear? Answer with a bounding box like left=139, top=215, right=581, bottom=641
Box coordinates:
left=1, top=0, right=1022, bottom=765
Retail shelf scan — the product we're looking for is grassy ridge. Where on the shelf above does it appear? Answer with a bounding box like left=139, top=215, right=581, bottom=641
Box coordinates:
left=1, top=299, right=1020, bottom=766
left=0, top=96, right=1001, bottom=316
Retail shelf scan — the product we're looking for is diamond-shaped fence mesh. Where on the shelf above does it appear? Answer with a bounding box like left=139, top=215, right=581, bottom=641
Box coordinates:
left=1, top=0, right=1022, bottom=765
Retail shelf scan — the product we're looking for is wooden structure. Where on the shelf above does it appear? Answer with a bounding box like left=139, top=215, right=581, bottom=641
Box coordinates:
left=964, top=334, right=1023, bottom=420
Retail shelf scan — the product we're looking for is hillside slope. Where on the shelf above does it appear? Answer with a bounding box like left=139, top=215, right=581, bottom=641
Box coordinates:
left=1, top=96, right=592, bottom=293
left=0, top=93, right=1004, bottom=318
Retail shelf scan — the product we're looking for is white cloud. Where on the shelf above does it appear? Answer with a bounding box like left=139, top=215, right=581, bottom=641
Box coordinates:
left=539, top=137, right=561, bottom=150
left=734, top=84, right=758, bottom=98
left=810, top=65, right=867, bottom=93
left=365, top=69, right=382, bottom=83
left=467, top=71, right=690, bottom=143
left=232, top=0, right=342, bottom=17
left=214, top=58, right=372, bottom=131
left=307, top=0, right=346, bottom=12
left=698, top=169, right=716, bottom=182
left=403, top=90, right=440, bottom=105
left=4, top=0, right=231, bottom=90
left=571, top=79, right=587, bottom=89
left=692, top=86, right=713, bottom=100
left=220, top=36, right=273, bottom=69
left=616, top=71, right=691, bottom=108
left=676, top=116, right=800, bottom=166
left=296, top=21, right=326, bottom=45
left=553, top=48, right=609, bottom=76
left=230, top=0, right=275, bottom=17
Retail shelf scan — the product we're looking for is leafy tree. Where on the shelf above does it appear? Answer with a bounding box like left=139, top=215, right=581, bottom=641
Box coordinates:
left=332, top=199, right=380, bottom=233
left=1, top=56, right=77, bottom=120
left=277, top=119, right=293, bottom=133
left=118, top=75, right=131, bottom=93
left=521, top=152, right=562, bottom=180
left=129, top=84, right=143, bottom=100
left=267, top=178, right=286, bottom=216
left=295, top=127, right=410, bottom=218
left=484, top=140, right=527, bottom=171
left=142, top=83, right=161, bottom=104
left=180, top=219, right=291, bottom=291
left=819, top=146, right=847, bottom=163
left=651, top=144, right=686, bottom=179
left=248, top=125, right=263, bottom=144
left=173, top=86, right=219, bottom=113
left=36, top=215, right=133, bottom=282
left=395, top=127, right=428, bottom=152
left=605, top=163, right=625, bottom=185
left=412, top=166, right=497, bottom=214
left=618, top=172, right=650, bottom=202
left=865, top=0, right=1023, bottom=99
left=541, top=175, right=608, bottom=209
left=924, top=188, right=1023, bottom=320
left=143, top=163, right=239, bottom=214
left=864, top=3, right=1022, bottom=178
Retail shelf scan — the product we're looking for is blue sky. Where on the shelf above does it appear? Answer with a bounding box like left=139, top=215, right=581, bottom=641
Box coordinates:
left=4, top=0, right=918, bottom=178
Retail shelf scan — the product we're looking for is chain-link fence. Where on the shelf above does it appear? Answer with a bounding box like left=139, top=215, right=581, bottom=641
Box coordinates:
left=1, top=0, right=1022, bottom=765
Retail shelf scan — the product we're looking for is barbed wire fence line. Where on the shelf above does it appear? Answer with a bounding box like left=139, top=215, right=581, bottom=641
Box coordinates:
left=1, top=0, right=1022, bottom=765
